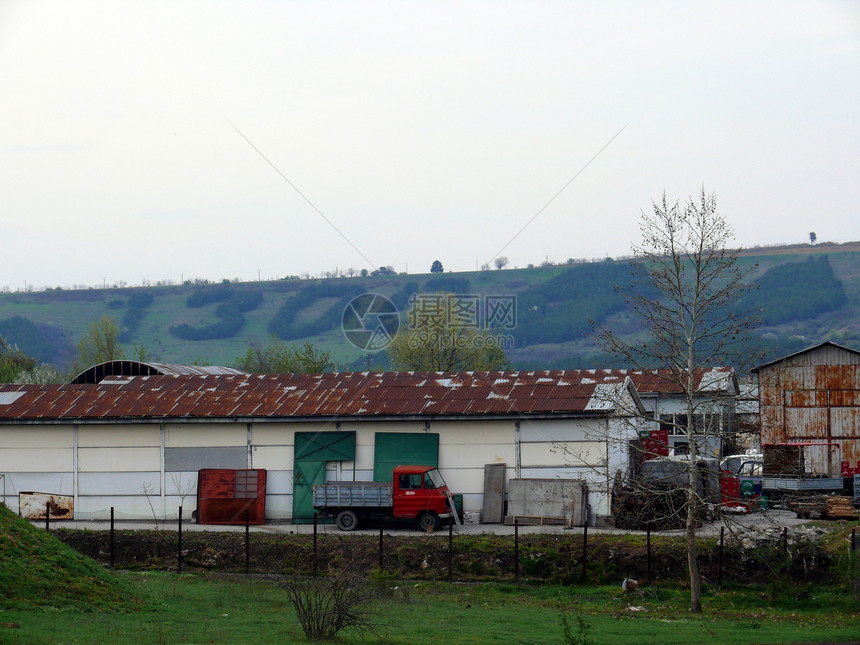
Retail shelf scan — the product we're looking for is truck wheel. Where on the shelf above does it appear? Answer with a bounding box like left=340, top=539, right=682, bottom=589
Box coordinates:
left=336, top=510, right=359, bottom=531
left=417, top=511, right=439, bottom=532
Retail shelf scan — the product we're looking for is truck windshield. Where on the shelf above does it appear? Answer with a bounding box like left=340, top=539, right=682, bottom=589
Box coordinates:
left=424, top=469, right=446, bottom=490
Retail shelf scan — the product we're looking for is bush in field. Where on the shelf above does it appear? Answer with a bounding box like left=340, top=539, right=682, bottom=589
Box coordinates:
left=281, top=570, right=385, bottom=641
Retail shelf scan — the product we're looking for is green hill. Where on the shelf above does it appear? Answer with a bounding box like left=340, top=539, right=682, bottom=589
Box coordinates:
left=0, top=504, right=143, bottom=610
left=1, top=242, right=859, bottom=372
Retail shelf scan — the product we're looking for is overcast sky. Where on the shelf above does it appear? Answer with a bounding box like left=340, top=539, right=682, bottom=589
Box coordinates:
left=1, top=1, right=858, bottom=290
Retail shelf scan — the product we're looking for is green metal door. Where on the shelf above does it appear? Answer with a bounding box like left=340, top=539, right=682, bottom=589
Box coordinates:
left=373, top=432, right=439, bottom=482
left=293, top=431, right=356, bottom=524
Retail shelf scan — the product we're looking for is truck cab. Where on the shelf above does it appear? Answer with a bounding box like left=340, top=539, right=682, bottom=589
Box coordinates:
left=392, top=465, right=453, bottom=530
left=312, top=464, right=455, bottom=531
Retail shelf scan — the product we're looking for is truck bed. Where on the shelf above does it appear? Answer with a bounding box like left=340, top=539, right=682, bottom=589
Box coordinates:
left=762, top=475, right=844, bottom=492
left=313, top=482, right=393, bottom=509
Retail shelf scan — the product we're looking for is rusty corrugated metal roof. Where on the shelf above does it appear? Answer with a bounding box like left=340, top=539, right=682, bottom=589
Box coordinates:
left=586, top=367, right=736, bottom=396
left=752, top=341, right=860, bottom=373
left=0, top=370, right=637, bottom=421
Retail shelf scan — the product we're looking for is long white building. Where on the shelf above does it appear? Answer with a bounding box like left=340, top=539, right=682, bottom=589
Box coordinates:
left=0, top=368, right=645, bottom=524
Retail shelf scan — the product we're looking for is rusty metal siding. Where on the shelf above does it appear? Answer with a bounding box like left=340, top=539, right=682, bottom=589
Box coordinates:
left=832, top=408, right=860, bottom=438
left=783, top=408, right=828, bottom=439
left=757, top=344, right=860, bottom=473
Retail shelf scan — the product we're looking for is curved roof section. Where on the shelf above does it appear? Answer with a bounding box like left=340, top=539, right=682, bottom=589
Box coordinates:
left=0, top=370, right=644, bottom=421
left=70, top=360, right=246, bottom=385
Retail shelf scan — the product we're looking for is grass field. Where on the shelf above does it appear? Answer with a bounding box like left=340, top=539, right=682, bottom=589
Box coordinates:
left=1, top=573, right=858, bottom=645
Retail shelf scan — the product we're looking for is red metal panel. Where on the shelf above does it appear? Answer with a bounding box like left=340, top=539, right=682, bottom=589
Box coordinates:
left=196, top=469, right=267, bottom=525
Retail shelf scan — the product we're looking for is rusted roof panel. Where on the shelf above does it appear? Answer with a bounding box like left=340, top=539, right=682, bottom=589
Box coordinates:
left=0, top=370, right=639, bottom=421
left=594, top=368, right=735, bottom=395
left=753, top=341, right=860, bottom=373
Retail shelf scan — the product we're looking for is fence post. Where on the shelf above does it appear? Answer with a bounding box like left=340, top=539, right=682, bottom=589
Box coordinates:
left=245, top=510, right=250, bottom=574
left=313, top=512, right=318, bottom=577
left=45, top=502, right=50, bottom=533
left=581, top=522, right=588, bottom=581
left=448, top=522, right=453, bottom=583
left=110, top=506, right=115, bottom=568
left=718, top=526, right=724, bottom=586
left=378, top=524, right=384, bottom=572
left=177, top=506, right=183, bottom=574
left=782, top=526, right=788, bottom=557
left=514, top=519, right=519, bottom=583
left=646, top=524, right=652, bottom=583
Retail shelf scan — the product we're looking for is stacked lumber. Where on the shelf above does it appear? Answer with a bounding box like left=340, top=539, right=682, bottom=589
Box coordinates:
left=824, top=496, right=858, bottom=519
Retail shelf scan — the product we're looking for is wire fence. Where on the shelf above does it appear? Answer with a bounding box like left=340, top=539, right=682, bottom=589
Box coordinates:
left=41, top=506, right=860, bottom=589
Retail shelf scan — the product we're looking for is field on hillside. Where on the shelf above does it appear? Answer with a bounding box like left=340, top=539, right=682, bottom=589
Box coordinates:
left=1, top=243, right=858, bottom=371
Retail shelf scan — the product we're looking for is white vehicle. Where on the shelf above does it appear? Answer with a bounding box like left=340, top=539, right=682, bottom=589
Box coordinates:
left=720, top=453, right=763, bottom=477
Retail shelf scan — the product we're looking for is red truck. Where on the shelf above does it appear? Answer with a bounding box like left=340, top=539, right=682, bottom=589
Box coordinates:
left=312, top=465, right=457, bottom=531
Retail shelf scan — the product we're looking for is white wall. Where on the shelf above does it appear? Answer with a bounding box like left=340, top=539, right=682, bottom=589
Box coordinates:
left=0, top=414, right=638, bottom=523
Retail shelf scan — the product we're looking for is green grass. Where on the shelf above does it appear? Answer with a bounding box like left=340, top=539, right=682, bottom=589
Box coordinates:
left=0, top=574, right=858, bottom=644
left=0, top=504, right=144, bottom=612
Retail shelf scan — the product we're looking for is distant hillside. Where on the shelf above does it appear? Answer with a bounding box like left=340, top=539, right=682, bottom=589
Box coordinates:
left=1, top=242, right=858, bottom=372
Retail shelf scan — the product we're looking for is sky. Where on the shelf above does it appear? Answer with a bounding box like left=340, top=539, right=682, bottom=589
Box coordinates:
left=1, top=1, right=858, bottom=290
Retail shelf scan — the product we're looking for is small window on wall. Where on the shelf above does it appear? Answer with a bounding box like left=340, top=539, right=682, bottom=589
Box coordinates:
left=659, top=414, right=689, bottom=436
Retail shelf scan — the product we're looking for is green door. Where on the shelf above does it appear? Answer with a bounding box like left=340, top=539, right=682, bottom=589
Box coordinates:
left=373, top=432, right=439, bottom=482
left=293, top=431, right=356, bottom=524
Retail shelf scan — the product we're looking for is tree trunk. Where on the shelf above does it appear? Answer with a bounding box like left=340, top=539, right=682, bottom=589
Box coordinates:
left=686, top=472, right=702, bottom=613
left=686, top=364, right=702, bottom=613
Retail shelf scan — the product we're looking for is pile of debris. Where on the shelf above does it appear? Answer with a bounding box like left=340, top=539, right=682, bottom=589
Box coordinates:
left=612, top=482, right=691, bottom=531
left=793, top=495, right=858, bottom=520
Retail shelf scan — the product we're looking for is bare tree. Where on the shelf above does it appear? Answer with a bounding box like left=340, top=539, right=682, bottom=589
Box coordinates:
left=493, top=256, right=509, bottom=270
left=597, top=189, right=757, bottom=613
left=280, top=567, right=386, bottom=641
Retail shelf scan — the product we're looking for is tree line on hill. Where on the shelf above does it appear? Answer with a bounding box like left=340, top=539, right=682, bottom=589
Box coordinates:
left=0, top=250, right=854, bottom=383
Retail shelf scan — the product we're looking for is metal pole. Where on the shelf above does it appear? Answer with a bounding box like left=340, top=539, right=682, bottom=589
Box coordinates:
left=646, top=524, right=652, bottom=583
left=378, top=524, right=384, bottom=571
left=582, top=522, right=588, bottom=581
left=852, top=528, right=856, bottom=552
left=514, top=519, right=519, bottom=582
left=177, top=505, right=183, bottom=574
left=313, top=512, right=318, bottom=577
left=718, top=526, right=724, bottom=586
left=245, top=509, right=250, bottom=574
left=45, top=502, right=50, bottom=533
left=110, top=507, right=115, bottom=568
left=782, top=526, right=788, bottom=557
left=448, top=522, right=453, bottom=583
